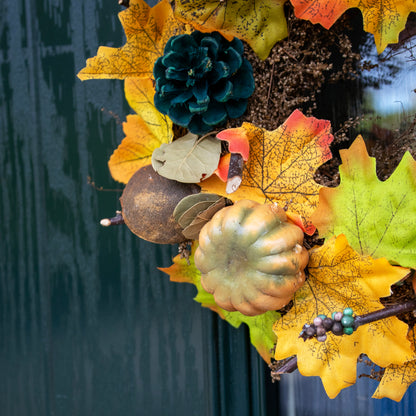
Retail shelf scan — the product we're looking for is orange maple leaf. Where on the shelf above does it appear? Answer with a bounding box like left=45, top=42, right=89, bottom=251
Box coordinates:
left=108, top=78, right=173, bottom=184
left=200, top=109, right=333, bottom=234
left=78, top=0, right=189, bottom=80
left=273, top=234, right=412, bottom=398
left=290, top=0, right=416, bottom=53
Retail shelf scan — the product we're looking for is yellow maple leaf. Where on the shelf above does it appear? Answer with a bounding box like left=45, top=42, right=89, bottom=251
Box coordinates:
left=172, top=0, right=288, bottom=60
left=273, top=234, right=412, bottom=398
left=290, top=0, right=416, bottom=53
left=373, top=329, right=416, bottom=401
left=200, top=109, right=333, bottom=234
left=108, top=78, right=173, bottom=184
left=78, top=0, right=189, bottom=80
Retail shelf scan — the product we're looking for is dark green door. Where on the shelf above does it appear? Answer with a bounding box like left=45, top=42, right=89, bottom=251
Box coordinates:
left=1, top=0, right=415, bottom=415
left=0, top=0, right=278, bottom=414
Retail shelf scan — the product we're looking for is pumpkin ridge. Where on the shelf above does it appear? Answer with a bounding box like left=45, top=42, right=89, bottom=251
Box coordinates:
left=195, top=199, right=309, bottom=316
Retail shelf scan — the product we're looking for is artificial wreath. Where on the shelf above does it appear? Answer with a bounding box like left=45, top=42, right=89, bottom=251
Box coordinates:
left=78, top=0, right=416, bottom=401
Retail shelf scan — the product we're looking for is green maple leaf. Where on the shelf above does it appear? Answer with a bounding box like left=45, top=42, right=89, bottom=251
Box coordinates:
left=311, top=136, right=416, bottom=269
left=159, top=244, right=279, bottom=362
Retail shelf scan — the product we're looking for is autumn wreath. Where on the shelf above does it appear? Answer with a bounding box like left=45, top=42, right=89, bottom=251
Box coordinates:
left=78, top=0, right=416, bottom=401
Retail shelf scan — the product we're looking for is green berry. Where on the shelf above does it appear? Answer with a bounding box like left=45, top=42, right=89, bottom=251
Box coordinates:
left=343, top=327, right=354, bottom=335
left=343, top=307, right=353, bottom=316
left=341, top=315, right=354, bottom=328
left=318, top=314, right=326, bottom=320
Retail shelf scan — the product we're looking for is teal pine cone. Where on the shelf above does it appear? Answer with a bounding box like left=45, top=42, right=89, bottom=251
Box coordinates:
left=153, top=31, right=255, bottom=135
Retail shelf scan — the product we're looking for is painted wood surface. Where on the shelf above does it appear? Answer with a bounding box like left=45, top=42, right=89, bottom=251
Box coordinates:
left=0, top=0, right=278, bottom=414
left=0, top=0, right=414, bottom=415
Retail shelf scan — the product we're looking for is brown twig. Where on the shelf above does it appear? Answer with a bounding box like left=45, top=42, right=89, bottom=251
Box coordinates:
left=299, top=296, right=416, bottom=342
left=226, top=153, right=244, bottom=194
left=100, top=211, right=125, bottom=226
left=271, top=299, right=416, bottom=379
left=354, top=300, right=416, bottom=329
left=87, top=177, right=123, bottom=193
left=270, top=356, right=298, bottom=380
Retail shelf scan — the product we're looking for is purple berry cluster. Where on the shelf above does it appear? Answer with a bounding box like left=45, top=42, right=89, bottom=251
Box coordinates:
left=299, top=308, right=355, bottom=342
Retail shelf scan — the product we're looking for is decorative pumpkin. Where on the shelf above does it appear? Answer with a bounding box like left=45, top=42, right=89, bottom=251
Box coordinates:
left=194, top=200, right=309, bottom=316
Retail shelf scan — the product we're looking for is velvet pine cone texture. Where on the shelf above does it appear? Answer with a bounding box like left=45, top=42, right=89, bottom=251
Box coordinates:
left=153, top=31, right=255, bottom=134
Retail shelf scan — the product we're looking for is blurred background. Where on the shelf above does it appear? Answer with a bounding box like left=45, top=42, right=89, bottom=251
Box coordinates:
left=0, top=0, right=415, bottom=414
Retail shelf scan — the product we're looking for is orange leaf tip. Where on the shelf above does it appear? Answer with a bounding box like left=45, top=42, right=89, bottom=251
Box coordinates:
left=214, top=154, right=231, bottom=182
left=216, top=127, right=250, bottom=161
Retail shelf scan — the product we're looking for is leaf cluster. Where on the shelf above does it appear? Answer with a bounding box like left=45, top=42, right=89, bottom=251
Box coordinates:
left=77, top=0, right=416, bottom=402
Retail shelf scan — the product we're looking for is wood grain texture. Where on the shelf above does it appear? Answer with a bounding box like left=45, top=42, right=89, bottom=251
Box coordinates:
left=0, top=0, right=276, bottom=415
left=2, top=0, right=414, bottom=414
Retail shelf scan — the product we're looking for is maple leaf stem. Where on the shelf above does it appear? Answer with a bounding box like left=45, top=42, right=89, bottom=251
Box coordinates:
left=271, top=356, right=298, bottom=377
left=100, top=211, right=125, bottom=227
left=353, top=299, right=416, bottom=329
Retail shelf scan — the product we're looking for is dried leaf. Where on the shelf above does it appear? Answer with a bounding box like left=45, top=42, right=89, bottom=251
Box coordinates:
left=173, top=193, right=222, bottom=223
left=108, top=78, right=173, bottom=184
left=311, top=136, right=416, bottom=269
left=290, top=0, right=416, bottom=53
left=177, top=200, right=220, bottom=229
left=159, top=244, right=280, bottom=362
left=78, top=0, right=189, bottom=80
left=152, top=132, right=221, bottom=183
left=373, top=330, right=416, bottom=401
left=273, top=234, right=412, bottom=398
left=172, top=0, right=288, bottom=60
left=181, top=198, right=227, bottom=240
left=201, top=109, right=334, bottom=234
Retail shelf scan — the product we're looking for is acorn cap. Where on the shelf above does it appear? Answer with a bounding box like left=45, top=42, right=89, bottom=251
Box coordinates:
left=120, top=165, right=200, bottom=244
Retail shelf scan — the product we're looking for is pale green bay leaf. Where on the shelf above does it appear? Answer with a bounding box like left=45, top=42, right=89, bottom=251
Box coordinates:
left=178, top=200, right=220, bottom=228
left=152, top=132, right=221, bottom=183
left=173, top=193, right=222, bottom=223
left=181, top=197, right=227, bottom=240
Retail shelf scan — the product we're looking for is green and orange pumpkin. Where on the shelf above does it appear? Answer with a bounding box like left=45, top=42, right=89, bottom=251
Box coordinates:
left=194, top=200, right=309, bottom=316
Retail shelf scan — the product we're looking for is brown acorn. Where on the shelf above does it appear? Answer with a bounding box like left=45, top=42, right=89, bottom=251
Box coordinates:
left=120, top=165, right=200, bottom=244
